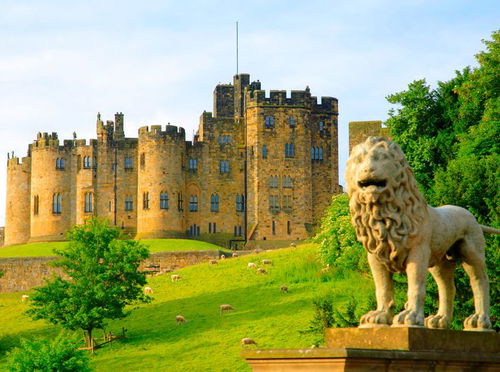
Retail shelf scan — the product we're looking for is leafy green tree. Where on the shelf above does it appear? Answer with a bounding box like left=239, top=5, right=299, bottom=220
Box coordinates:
left=27, top=218, right=150, bottom=348
left=7, top=334, right=92, bottom=372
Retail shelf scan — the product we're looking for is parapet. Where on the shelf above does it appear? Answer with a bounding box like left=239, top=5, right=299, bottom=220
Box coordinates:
left=138, top=125, right=186, bottom=142
left=32, top=132, right=60, bottom=149
left=246, top=88, right=337, bottom=112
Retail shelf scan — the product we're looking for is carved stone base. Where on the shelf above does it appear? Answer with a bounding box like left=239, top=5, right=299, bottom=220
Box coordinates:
left=242, top=328, right=500, bottom=371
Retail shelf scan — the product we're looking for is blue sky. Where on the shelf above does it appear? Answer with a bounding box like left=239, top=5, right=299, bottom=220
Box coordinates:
left=0, top=0, right=498, bottom=225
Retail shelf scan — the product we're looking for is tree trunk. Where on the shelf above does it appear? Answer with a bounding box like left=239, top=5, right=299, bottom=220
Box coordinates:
left=86, top=328, right=93, bottom=352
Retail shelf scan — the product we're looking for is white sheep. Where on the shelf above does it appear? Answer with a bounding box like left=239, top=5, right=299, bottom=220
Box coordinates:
left=21, top=294, right=29, bottom=302
left=290, top=242, right=296, bottom=248
left=220, top=304, right=235, bottom=315
left=232, top=252, right=239, bottom=258
left=209, top=259, right=218, bottom=265
left=220, top=255, right=226, bottom=260
left=171, top=274, right=182, bottom=282
left=257, top=268, right=267, bottom=275
left=144, top=286, right=154, bottom=294
left=261, top=259, right=272, bottom=265
left=247, top=262, right=257, bottom=269
left=175, top=315, right=187, bottom=324
left=241, top=338, right=257, bottom=347
left=280, top=285, right=288, bottom=293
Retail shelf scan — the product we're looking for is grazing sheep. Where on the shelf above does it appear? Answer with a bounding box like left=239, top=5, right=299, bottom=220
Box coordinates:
left=247, top=262, right=257, bottom=269
left=232, top=252, right=239, bottom=258
left=209, top=259, right=218, bottom=265
left=290, top=242, right=296, bottom=248
left=171, top=274, right=182, bottom=282
left=280, top=285, right=288, bottom=293
left=175, top=315, right=187, bottom=324
left=261, top=259, right=272, bottom=265
left=220, top=304, right=235, bottom=315
left=257, top=268, right=267, bottom=275
left=21, top=295, right=29, bottom=302
left=220, top=255, right=226, bottom=260
left=144, top=286, right=154, bottom=294
left=241, top=338, right=257, bottom=347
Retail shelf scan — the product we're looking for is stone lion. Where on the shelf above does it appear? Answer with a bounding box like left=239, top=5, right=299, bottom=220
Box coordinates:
left=345, top=137, right=499, bottom=331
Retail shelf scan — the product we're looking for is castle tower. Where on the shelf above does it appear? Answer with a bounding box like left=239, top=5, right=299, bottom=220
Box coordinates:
left=29, top=133, right=72, bottom=242
left=136, top=125, right=186, bottom=239
left=4, top=156, right=31, bottom=246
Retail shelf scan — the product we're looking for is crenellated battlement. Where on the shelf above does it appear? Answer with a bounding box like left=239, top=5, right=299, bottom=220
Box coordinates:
left=32, top=132, right=60, bottom=149
left=245, top=88, right=338, bottom=112
left=138, top=124, right=186, bottom=142
left=7, top=156, right=30, bottom=169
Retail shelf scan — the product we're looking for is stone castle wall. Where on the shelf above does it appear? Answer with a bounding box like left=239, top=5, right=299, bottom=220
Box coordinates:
left=348, top=120, right=390, bottom=154
left=4, top=74, right=341, bottom=248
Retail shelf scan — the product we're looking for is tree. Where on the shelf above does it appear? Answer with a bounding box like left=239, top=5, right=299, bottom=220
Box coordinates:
left=26, top=218, right=150, bottom=348
left=8, top=334, right=92, bottom=372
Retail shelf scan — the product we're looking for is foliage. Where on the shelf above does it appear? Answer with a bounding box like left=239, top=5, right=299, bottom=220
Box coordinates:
left=313, top=194, right=367, bottom=272
left=7, top=334, right=92, bottom=372
left=26, top=218, right=150, bottom=347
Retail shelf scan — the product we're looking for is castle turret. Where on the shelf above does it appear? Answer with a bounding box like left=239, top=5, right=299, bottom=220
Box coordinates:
left=136, top=125, right=186, bottom=239
left=4, top=156, right=31, bottom=246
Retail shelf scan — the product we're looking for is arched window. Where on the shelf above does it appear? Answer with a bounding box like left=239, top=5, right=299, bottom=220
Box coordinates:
left=210, top=194, right=219, bottom=212
left=189, top=196, right=198, bottom=212
left=52, top=193, right=61, bottom=214
left=143, top=192, right=149, bottom=210
left=84, top=192, right=93, bottom=213
left=160, top=192, right=169, bottom=209
left=33, top=195, right=39, bottom=215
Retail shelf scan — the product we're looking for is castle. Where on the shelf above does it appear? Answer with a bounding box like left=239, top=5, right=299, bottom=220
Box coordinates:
left=4, top=74, right=341, bottom=248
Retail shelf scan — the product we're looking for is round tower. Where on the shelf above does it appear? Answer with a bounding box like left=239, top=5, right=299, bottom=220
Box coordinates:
left=136, top=125, right=186, bottom=239
left=4, top=156, right=31, bottom=246
left=29, top=133, right=72, bottom=242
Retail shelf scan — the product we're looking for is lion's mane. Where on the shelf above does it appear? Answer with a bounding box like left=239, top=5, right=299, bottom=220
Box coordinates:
left=346, top=137, right=427, bottom=273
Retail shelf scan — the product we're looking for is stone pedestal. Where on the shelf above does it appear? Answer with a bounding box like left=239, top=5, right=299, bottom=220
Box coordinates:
left=242, top=328, right=500, bottom=371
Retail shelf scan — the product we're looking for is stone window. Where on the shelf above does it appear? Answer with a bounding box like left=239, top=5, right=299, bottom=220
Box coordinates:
left=262, top=145, right=268, bottom=159
left=83, top=156, right=91, bottom=169
left=269, top=176, right=279, bottom=188
left=289, top=116, right=295, bottom=129
left=311, top=147, right=324, bottom=161
left=33, top=195, right=39, bottom=215
left=124, top=157, right=133, bottom=170
left=283, top=195, right=292, bottom=211
left=189, top=224, right=200, bottom=237
left=209, top=222, right=217, bottom=234
left=84, top=192, right=93, bottom=213
left=269, top=195, right=279, bottom=211
left=210, top=194, right=219, bottom=212
left=319, top=121, right=324, bottom=132
left=52, top=193, right=62, bottom=214
left=236, top=194, right=245, bottom=212
left=217, top=135, right=231, bottom=144
left=189, top=158, right=197, bottom=170
left=143, top=192, right=150, bottom=210
left=234, top=225, right=243, bottom=237
left=219, top=160, right=230, bottom=174
left=264, top=115, right=275, bottom=129
left=285, top=143, right=295, bottom=158
left=272, top=220, right=276, bottom=235
left=189, top=196, right=198, bottom=212
left=178, top=193, right=183, bottom=211
left=55, top=158, right=65, bottom=170
left=93, top=156, right=97, bottom=169
left=125, top=196, right=133, bottom=211
left=283, top=176, right=293, bottom=188
left=160, top=192, right=169, bottom=210
left=140, top=153, right=146, bottom=170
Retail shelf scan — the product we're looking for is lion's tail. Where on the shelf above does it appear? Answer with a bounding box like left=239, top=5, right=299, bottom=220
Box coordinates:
left=481, top=225, right=500, bottom=234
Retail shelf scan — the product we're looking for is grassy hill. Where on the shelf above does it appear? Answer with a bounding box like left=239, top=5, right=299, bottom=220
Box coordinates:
left=0, top=239, right=225, bottom=258
left=0, top=244, right=373, bottom=371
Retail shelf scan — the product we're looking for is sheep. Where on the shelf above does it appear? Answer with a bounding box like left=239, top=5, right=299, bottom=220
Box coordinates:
left=220, top=304, right=235, bottom=315
left=257, top=268, right=267, bottom=275
left=290, top=242, right=296, bottom=248
left=171, top=274, right=182, bottom=282
left=261, top=259, right=272, bottom=265
left=241, top=338, right=257, bottom=347
left=232, top=252, right=239, bottom=258
left=209, top=259, right=218, bottom=265
left=175, top=315, right=187, bottom=324
left=220, top=255, right=226, bottom=260
left=280, top=285, right=288, bottom=293
left=144, top=286, right=154, bottom=294
left=247, top=262, right=257, bottom=269
left=21, top=294, right=29, bottom=302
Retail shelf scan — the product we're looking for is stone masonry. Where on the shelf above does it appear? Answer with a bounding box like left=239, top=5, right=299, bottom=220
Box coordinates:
left=4, top=74, right=341, bottom=248
left=348, top=120, right=390, bottom=154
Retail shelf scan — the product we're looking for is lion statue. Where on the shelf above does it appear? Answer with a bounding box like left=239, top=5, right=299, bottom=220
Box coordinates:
left=345, top=137, right=499, bottom=331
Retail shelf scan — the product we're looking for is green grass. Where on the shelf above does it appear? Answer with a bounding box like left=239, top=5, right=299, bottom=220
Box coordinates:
left=0, top=244, right=373, bottom=371
left=0, top=239, right=224, bottom=258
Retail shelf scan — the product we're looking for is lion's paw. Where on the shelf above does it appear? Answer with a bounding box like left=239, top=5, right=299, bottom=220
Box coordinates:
left=392, top=309, right=424, bottom=327
left=359, top=310, right=393, bottom=327
left=464, top=313, right=492, bottom=330
left=425, top=314, right=451, bottom=329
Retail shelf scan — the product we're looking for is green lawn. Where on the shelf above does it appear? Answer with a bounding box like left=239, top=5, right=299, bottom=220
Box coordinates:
left=0, top=243, right=373, bottom=371
left=0, top=239, right=224, bottom=258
